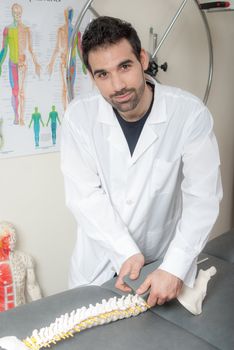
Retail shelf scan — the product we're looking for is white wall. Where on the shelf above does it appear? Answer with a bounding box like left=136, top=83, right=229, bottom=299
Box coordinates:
left=0, top=153, right=76, bottom=296
left=0, top=0, right=233, bottom=297
left=206, top=11, right=234, bottom=237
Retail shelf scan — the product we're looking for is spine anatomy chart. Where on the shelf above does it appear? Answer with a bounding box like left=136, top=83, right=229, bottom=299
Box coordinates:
left=0, top=0, right=92, bottom=158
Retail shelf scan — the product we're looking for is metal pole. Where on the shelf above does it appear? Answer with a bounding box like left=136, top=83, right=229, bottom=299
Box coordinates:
left=90, top=5, right=100, bottom=18
left=193, top=0, right=213, bottom=104
left=152, top=0, right=189, bottom=59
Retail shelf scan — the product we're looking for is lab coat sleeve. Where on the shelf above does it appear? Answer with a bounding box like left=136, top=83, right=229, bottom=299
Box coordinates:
left=159, top=106, right=223, bottom=286
left=60, top=111, right=140, bottom=273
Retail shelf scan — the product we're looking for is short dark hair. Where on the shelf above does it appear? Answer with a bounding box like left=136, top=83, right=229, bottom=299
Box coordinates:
left=82, top=16, right=142, bottom=72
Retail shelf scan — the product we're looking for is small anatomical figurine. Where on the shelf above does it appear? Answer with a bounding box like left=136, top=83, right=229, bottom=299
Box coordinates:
left=0, top=221, right=42, bottom=312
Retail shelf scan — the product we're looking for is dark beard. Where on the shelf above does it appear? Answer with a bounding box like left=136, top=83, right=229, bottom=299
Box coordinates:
left=107, top=82, right=145, bottom=113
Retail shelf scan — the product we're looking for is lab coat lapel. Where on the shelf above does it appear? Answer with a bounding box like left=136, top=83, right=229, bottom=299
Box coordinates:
left=130, top=124, right=158, bottom=165
left=97, top=82, right=167, bottom=163
left=107, top=125, right=128, bottom=153
left=130, top=87, right=167, bottom=165
left=98, top=97, right=129, bottom=154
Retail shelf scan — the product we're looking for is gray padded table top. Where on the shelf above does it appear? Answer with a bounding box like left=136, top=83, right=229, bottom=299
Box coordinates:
left=203, top=230, right=234, bottom=263
left=104, top=254, right=234, bottom=350
left=0, top=285, right=217, bottom=350
left=1, top=230, right=234, bottom=350
left=150, top=255, right=234, bottom=350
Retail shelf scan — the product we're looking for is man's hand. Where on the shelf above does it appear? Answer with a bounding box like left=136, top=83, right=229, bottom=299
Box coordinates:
left=115, top=253, right=145, bottom=293
left=136, top=269, right=183, bottom=307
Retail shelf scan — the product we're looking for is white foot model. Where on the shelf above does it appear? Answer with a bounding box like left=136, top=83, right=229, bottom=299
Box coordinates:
left=177, top=266, right=217, bottom=315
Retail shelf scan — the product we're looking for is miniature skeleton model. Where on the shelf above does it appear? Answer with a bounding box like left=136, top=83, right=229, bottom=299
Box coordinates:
left=0, top=221, right=42, bottom=312
left=24, top=294, right=148, bottom=349
left=0, top=294, right=149, bottom=350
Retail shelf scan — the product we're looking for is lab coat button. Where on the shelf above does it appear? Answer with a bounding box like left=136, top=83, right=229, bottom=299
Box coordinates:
left=126, top=199, right=133, bottom=205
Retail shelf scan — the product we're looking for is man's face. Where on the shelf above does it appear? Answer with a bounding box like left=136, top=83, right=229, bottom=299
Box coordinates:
left=12, top=4, right=22, bottom=22
left=88, top=39, right=149, bottom=117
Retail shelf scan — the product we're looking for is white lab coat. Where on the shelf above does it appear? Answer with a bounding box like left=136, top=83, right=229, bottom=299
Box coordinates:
left=61, top=78, right=222, bottom=288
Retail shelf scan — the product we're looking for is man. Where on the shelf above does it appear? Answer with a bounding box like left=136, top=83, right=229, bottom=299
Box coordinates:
left=61, top=16, right=222, bottom=307
left=0, top=3, right=41, bottom=125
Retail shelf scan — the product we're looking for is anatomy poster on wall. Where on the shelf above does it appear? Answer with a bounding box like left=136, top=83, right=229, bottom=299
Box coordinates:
left=0, top=0, right=93, bottom=158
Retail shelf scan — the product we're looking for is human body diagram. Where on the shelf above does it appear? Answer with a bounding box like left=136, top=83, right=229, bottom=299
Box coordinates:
left=0, top=3, right=41, bottom=126
left=46, top=105, right=61, bottom=145
left=28, top=107, right=44, bottom=148
left=0, top=3, right=89, bottom=155
left=48, top=7, right=87, bottom=111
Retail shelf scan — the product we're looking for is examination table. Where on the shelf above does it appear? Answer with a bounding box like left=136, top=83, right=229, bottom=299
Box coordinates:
left=0, top=230, right=233, bottom=350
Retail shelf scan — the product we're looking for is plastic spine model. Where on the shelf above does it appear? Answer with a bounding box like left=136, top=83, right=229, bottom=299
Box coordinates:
left=23, top=294, right=149, bottom=349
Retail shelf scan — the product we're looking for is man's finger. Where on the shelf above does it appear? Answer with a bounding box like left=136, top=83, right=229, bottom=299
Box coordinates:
left=147, top=294, right=157, bottom=307
left=155, top=297, right=166, bottom=306
left=136, top=276, right=151, bottom=295
left=129, top=265, right=141, bottom=280
left=115, top=277, right=132, bottom=292
left=146, top=291, right=166, bottom=307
